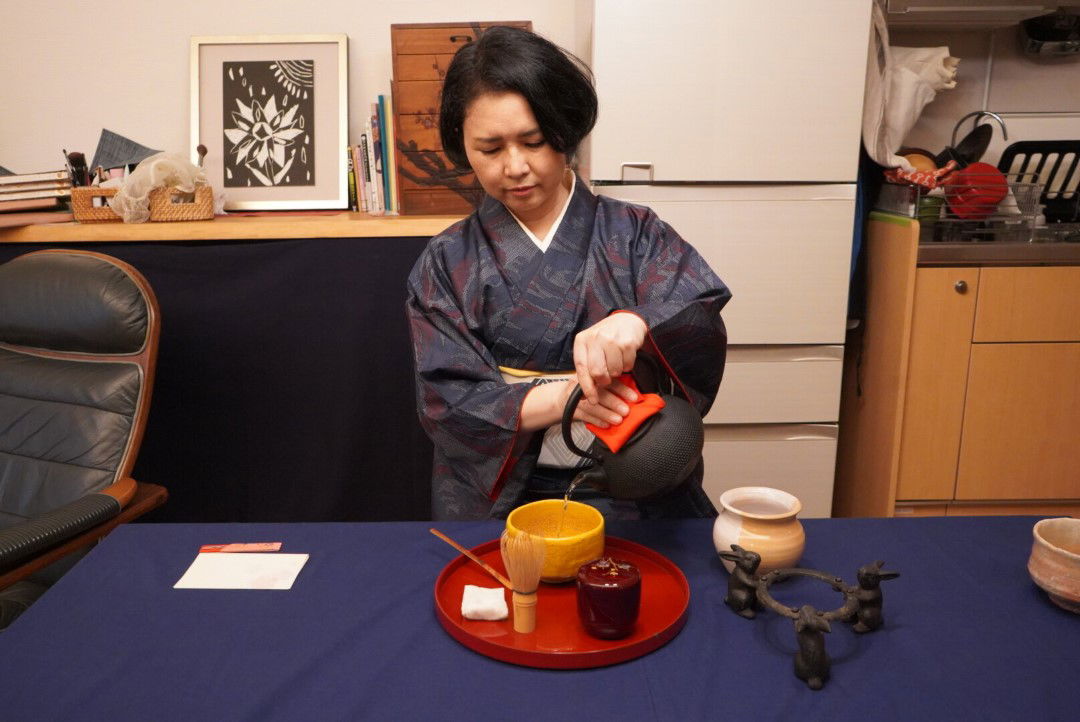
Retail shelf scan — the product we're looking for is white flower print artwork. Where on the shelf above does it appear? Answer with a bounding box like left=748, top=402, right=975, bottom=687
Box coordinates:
left=222, top=61, right=314, bottom=187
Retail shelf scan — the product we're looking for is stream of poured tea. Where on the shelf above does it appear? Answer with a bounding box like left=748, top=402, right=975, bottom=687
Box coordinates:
left=555, top=475, right=585, bottom=538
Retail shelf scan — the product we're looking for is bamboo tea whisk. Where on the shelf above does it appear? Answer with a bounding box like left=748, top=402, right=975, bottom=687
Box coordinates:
left=500, top=530, right=546, bottom=634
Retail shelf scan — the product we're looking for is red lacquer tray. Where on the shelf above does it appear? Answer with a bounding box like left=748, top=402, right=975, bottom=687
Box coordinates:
left=433, top=536, right=689, bottom=669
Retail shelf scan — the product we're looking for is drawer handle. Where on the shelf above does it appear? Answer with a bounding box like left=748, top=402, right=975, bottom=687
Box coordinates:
left=449, top=34, right=473, bottom=43
left=954, top=280, right=968, bottom=294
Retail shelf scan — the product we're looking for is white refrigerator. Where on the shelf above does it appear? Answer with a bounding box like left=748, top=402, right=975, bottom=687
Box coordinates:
left=588, top=1, right=874, bottom=517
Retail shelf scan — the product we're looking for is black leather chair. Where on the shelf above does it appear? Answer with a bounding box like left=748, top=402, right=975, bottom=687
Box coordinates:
left=0, top=249, right=168, bottom=627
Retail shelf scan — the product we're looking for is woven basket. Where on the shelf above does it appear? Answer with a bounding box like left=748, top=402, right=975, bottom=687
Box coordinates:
left=148, top=184, right=214, bottom=222
left=70, top=187, right=121, bottom=223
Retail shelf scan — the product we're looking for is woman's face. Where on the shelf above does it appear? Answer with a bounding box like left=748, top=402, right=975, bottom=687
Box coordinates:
left=462, top=91, right=569, bottom=229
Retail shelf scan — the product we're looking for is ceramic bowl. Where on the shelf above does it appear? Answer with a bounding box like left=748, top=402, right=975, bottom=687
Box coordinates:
left=1028, top=517, right=1080, bottom=614
left=506, top=500, right=604, bottom=583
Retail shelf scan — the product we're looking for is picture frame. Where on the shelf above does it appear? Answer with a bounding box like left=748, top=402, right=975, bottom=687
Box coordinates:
left=190, top=34, right=348, bottom=210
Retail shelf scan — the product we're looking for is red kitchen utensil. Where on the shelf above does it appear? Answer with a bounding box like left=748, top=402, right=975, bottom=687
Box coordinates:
left=945, top=162, right=1009, bottom=220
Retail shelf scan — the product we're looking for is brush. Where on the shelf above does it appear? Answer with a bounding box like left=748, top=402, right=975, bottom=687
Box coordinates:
left=500, top=529, right=546, bottom=634
left=196, top=144, right=207, bottom=167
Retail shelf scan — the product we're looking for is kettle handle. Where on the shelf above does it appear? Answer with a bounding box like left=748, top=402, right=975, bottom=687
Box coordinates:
left=560, top=384, right=602, bottom=462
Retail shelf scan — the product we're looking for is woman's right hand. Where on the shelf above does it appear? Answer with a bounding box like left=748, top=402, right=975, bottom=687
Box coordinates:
left=557, top=377, right=638, bottom=429
left=520, top=377, right=639, bottom=432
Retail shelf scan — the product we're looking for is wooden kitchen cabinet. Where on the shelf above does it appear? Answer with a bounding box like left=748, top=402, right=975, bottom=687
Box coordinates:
left=834, top=214, right=1080, bottom=518
left=895, top=266, right=979, bottom=501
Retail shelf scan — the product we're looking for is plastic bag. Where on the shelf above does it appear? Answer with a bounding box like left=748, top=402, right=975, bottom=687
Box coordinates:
left=862, top=2, right=959, bottom=170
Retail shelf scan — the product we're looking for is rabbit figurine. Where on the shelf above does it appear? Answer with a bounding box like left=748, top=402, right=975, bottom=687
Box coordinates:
left=851, top=560, right=900, bottom=633
left=717, top=544, right=761, bottom=619
left=793, top=605, right=832, bottom=690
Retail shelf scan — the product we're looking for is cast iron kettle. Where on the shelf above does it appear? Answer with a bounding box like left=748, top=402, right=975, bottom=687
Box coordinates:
left=559, top=358, right=704, bottom=501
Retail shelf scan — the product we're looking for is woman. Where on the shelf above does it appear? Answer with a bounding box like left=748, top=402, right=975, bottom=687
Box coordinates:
left=407, top=26, right=730, bottom=520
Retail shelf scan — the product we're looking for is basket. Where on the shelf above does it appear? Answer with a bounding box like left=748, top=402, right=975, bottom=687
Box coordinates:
left=148, top=184, right=214, bottom=222
left=70, top=187, right=121, bottom=223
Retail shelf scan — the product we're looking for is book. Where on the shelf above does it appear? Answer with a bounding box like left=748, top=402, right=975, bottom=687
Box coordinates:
left=358, top=143, right=371, bottom=211
left=369, top=103, right=385, bottom=214
left=360, top=131, right=375, bottom=213
left=0, top=178, right=73, bottom=193
left=0, top=196, right=63, bottom=213
left=383, top=90, right=399, bottom=214
left=0, top=210, right=74, bottom=228
left=0, top=186, right=72, bottom=202
left=346, top=147, right=358, bottom=212
left=377, top=96, right=392, bottom=213
left=0, top=169, right=69, bottom=185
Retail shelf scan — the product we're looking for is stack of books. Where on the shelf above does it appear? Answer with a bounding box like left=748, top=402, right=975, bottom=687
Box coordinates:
left=0, top=169, right=75, bottom=227
left=346, top=94, right=399, bottom=214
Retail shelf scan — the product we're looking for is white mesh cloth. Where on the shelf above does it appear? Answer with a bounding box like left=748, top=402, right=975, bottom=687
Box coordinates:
left=107, top=152, right=213, bottom=223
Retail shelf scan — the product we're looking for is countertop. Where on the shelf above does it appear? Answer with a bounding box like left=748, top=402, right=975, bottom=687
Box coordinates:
left=871, top=212, right=1080, bottom=266
left=918, top=240, right=1080, bottom=266
left=0, top=212, right=463, bottom=243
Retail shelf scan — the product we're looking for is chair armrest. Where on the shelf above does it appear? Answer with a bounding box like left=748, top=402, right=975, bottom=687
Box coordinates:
left=0, top=493, right=121, bottom=574
left=0, top=481, right=168, bottom=590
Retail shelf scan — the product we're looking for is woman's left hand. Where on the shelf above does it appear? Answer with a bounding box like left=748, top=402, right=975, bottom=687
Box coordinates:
left=573, top=312, right=648, bottom=404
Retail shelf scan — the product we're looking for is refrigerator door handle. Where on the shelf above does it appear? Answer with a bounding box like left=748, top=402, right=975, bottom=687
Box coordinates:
left=620, top=162, right=654, bottom=182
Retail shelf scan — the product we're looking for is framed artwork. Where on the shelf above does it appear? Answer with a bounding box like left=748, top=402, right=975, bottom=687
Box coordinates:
left=190, top=34, right=348, bottom=210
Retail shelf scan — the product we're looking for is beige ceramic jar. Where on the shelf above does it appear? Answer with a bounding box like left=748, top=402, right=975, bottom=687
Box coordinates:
left=713, top=486, right=806, bottom=575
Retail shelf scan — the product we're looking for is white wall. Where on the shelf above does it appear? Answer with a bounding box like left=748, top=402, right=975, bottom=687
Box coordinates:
left=0, top=1, right=588, bottom=174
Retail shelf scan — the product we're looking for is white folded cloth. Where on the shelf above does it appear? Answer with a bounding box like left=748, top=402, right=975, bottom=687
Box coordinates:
left=461, top=585, right=508, bottom=621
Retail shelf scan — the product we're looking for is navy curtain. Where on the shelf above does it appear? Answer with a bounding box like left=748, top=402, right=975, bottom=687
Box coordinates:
left=0, top=236, right=434, bottom=522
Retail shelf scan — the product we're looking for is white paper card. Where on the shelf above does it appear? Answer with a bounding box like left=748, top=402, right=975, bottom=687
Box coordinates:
left=174, top=552, right=309, bottom=590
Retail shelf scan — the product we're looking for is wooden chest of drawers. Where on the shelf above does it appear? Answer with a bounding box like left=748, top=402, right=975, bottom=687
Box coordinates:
left=390, top=21, right=530, bottom=215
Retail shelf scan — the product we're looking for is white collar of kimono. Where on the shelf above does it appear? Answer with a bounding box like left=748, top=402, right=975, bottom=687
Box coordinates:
left=507, top=169, right=575, bottom=253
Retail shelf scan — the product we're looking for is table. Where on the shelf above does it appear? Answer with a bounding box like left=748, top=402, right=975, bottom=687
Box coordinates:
left=0, top=516, right=1076, bottom=721
left=0, top=227, right=440, bottom=522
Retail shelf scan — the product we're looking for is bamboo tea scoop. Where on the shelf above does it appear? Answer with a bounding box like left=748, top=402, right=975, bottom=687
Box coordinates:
left=429, top=528, right=512, bottom=589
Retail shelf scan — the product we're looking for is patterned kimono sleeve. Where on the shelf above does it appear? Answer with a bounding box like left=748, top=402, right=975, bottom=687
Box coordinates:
left=406, top=244, right=532, bottom=500
left=622, top=210, right=731, bottom=415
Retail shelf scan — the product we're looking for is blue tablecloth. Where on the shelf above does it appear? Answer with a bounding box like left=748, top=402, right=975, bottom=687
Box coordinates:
left=0, top=517, right=1076, bottom=721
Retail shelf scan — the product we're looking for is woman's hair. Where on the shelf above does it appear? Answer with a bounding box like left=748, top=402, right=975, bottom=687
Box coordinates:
left=439, top=26, right=598, bottom=168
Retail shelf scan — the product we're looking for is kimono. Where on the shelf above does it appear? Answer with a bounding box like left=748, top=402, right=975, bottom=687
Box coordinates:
left=407, top=176, right=731, bottom=520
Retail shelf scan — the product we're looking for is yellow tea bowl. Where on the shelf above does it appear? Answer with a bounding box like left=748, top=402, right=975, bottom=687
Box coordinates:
left=506, top=500, right=604, bottom=583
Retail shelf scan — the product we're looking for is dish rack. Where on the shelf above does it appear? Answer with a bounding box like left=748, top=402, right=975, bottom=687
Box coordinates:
left=875, top=174, right=1042, bottom=243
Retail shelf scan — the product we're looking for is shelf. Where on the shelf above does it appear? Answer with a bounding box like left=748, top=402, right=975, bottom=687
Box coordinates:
left=0, top=212, right=464, bottom=243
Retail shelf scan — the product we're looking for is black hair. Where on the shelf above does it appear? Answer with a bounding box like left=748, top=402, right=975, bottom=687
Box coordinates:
left=439, top=26, right=598, bottom=169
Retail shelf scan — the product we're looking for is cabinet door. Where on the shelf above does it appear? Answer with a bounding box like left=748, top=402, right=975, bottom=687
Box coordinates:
left=956, top=343, right=1080, bottom=500
left=589, top=0, right=872, bottom=181
left=896, top=267, right=979, bottom=500
left=706, top=346, right=843, bottom=424
left=974, top=266, right=1080, bottom=342
left=593, top=184, right=855, bottom=344
left=701, top=424, right=838, bottom=518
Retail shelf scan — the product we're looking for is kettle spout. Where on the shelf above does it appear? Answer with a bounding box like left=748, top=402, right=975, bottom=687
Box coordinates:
left=569, top=465, right=610, bottom=494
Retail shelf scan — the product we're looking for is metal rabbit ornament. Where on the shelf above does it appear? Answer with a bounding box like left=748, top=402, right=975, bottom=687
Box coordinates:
left=560, top=356, right=704, bottom=501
